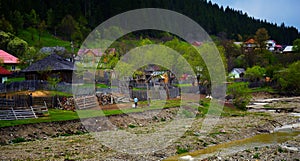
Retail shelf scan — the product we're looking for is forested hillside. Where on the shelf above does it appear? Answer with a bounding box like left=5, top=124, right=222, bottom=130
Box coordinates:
left=1, top=0, right=299, bottom=45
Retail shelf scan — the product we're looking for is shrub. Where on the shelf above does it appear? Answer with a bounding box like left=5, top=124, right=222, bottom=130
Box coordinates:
left=253, top=153, right=260, bottom=159
left=275, top=61, right=300, bottom=95
left=227, top=82, right=252, bottom=110
left=176, top=146, right=189, bottom=154
left=245, top=66, right=266, bottom=82
left=11, top=137, right=26, bottom=143
left=128, top=124, right=136, bottom=128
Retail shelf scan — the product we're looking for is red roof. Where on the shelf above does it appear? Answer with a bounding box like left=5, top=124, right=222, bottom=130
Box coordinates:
left=78, top=49, right=103, bottom=57
left=0, top=66, right=12, bottom=75
left=245, top=38, right=256, bottom=44
left=0, top=50, right=19, bottom=64
left=192, top=41, right=203, bottom=46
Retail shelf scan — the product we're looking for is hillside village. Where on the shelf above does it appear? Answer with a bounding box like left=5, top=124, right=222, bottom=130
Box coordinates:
left=0, top=0, right=300, bottom=160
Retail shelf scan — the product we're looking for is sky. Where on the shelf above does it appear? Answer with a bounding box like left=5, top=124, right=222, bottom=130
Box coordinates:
left=209, top=0, right=300, bottom=31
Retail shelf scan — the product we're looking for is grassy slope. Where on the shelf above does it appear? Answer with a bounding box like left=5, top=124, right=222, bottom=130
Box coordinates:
left=18, top=28, right=72, bottom=50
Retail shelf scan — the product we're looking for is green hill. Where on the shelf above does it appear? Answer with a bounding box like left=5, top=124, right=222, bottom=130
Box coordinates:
left=18, top=28, right=72, bottom=51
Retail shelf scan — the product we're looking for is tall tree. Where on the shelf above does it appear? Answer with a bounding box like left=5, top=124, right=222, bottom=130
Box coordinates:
left=255, top=28, right=270, bottom=52
left=24, top=9, right=39, bottom=28
left=60, top=14, right=79, bottom=41
left=46, top=8, right=55, bottom=29
left=292, top=38, right=300, bottom=52
left=38, top=20, right=47, bottom=43
left=0, top=15, right=13, bottom=33
left=11, top=10, right=24, bottom=34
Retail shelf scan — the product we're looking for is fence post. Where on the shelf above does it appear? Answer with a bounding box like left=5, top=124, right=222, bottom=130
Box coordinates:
left=11, top=107, right=17, bottom=120
left=30, top=106, right=37, bottom=118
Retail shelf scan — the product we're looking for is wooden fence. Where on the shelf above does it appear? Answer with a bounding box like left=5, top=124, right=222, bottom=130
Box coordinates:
left=131, top=87, right=180, bottom=101
left=74, top=95, right=99, bottom=110
left=0, top=80, right=72, bottom=94
left=0, top=97, right=48, bottom=120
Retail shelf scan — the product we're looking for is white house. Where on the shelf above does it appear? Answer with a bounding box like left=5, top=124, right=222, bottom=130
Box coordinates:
left=229, top=68, right=245, bottom=79
left=283, top=46, right=294, bottom=53
left=266, top=40, right=276, bottom=51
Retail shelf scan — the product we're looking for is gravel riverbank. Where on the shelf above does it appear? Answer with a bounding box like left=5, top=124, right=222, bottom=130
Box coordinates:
left=1, top=95, right=299, bottom=160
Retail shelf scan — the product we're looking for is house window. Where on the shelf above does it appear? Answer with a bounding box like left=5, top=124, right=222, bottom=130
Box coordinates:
left=11, top=65, right=16, bottom=71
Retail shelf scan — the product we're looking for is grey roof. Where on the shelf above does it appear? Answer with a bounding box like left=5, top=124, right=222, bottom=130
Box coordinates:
left=39, top=46, right=66, bottom=53
left=283, top=46, right=293, bottom=52
left=22, top=54, right=74, bottom=72
left=231, top=68, right=245, bottom=74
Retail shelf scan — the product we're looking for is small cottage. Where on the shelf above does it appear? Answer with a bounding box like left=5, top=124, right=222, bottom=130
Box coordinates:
left=283, top=46, right=294, bottom=53
left=0, top=66, right=12, bottom=83
left=243, top=38, right=257, bottom=49
left=0, top=50, right=20, bottom=71
left=22, top=54, right=74, bottom=83
left=229, top=68, right=245, bottom=79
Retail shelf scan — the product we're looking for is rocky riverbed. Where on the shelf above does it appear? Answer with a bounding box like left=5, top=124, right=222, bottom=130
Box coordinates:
left=0, top=95, right=299, bottom=160
left=206, top=134, right=300, bottom=161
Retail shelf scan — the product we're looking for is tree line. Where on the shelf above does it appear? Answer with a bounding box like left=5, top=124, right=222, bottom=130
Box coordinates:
left=1, top=0, right=299, bottom=44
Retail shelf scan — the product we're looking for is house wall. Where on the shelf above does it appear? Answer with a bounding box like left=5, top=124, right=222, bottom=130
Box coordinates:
left=1, top=76, right=8, bottom=83
left=230, top=71, right=240, bottom=78
left=3, top=64, right=20, bottom=72
left=24, top=71, right=73, bottom=83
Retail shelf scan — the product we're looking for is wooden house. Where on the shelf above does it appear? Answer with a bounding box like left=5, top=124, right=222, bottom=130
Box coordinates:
left=22, top=54, right=74, bottom=83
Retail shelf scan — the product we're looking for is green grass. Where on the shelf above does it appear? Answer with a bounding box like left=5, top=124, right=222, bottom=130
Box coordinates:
left=0, top=98, right=248, bottom=128
left=132, top=87, right=147, bottom=91
left=48, top=90, right=72, bottom=97
left=197, top=98, right=247, bottom=117
left=222, top=105, right=246, bottom=117
left=176, top=147, right=189, bottom=154
left=173, top=83, right=193, bottom=87
left=18, top=28, right=72, bottom=50
left=253, top=153, right=260, bottom=159
left=5, top=77, right=25, bottom=83
left=0, top=100, right=180, bottom=128
left=11, top=137, right=27, bottom=144
left=0, top=109, right=79, bottom=127
left=250, top=86, right=277, bottom=93
left=209, top=131, right=226, bottom=137
left=96, top=83, right=109, bottom=88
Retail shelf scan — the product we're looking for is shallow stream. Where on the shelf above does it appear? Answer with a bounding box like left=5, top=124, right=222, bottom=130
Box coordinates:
left=165, top=131, right=300, bottom=160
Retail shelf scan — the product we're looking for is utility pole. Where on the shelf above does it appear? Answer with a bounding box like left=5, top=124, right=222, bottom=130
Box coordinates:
left=71, top=41, right=74, bottom=62
left=146, top=75, right=154, bottom=106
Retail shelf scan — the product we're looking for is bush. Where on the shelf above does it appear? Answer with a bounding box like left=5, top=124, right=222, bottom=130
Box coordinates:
left=7, top=37, right=28, bottom=57
left=11, top=137, right=26, bottom=143
left=275, top=61, right=300, bottom=95
left=245, top=66, right=266, bottom=82
left=253, top=153, right=260, bottom=159
left=176, top=146, right=189, bottom=154
left=227, top=82, right=252, bottom=110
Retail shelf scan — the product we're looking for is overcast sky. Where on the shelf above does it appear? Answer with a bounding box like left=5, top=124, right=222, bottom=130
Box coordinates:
left=209, top=0, right=300, bottom=31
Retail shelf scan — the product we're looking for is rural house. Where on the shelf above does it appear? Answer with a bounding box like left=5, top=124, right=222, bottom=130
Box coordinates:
left=0, top=66, right=12, bottom=83
left=282, top=46, right=294, bottom=53
left=77, top=48, right=104, bottom=64
left=0, top=50, right=20, bottom=71
left=243, top=38, right=257, bottom=49
left=266, top=40, right=283, bottom=52
left=22, top=54, right=74, bottom=83
left=229, top=68, right=245, bottom=79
